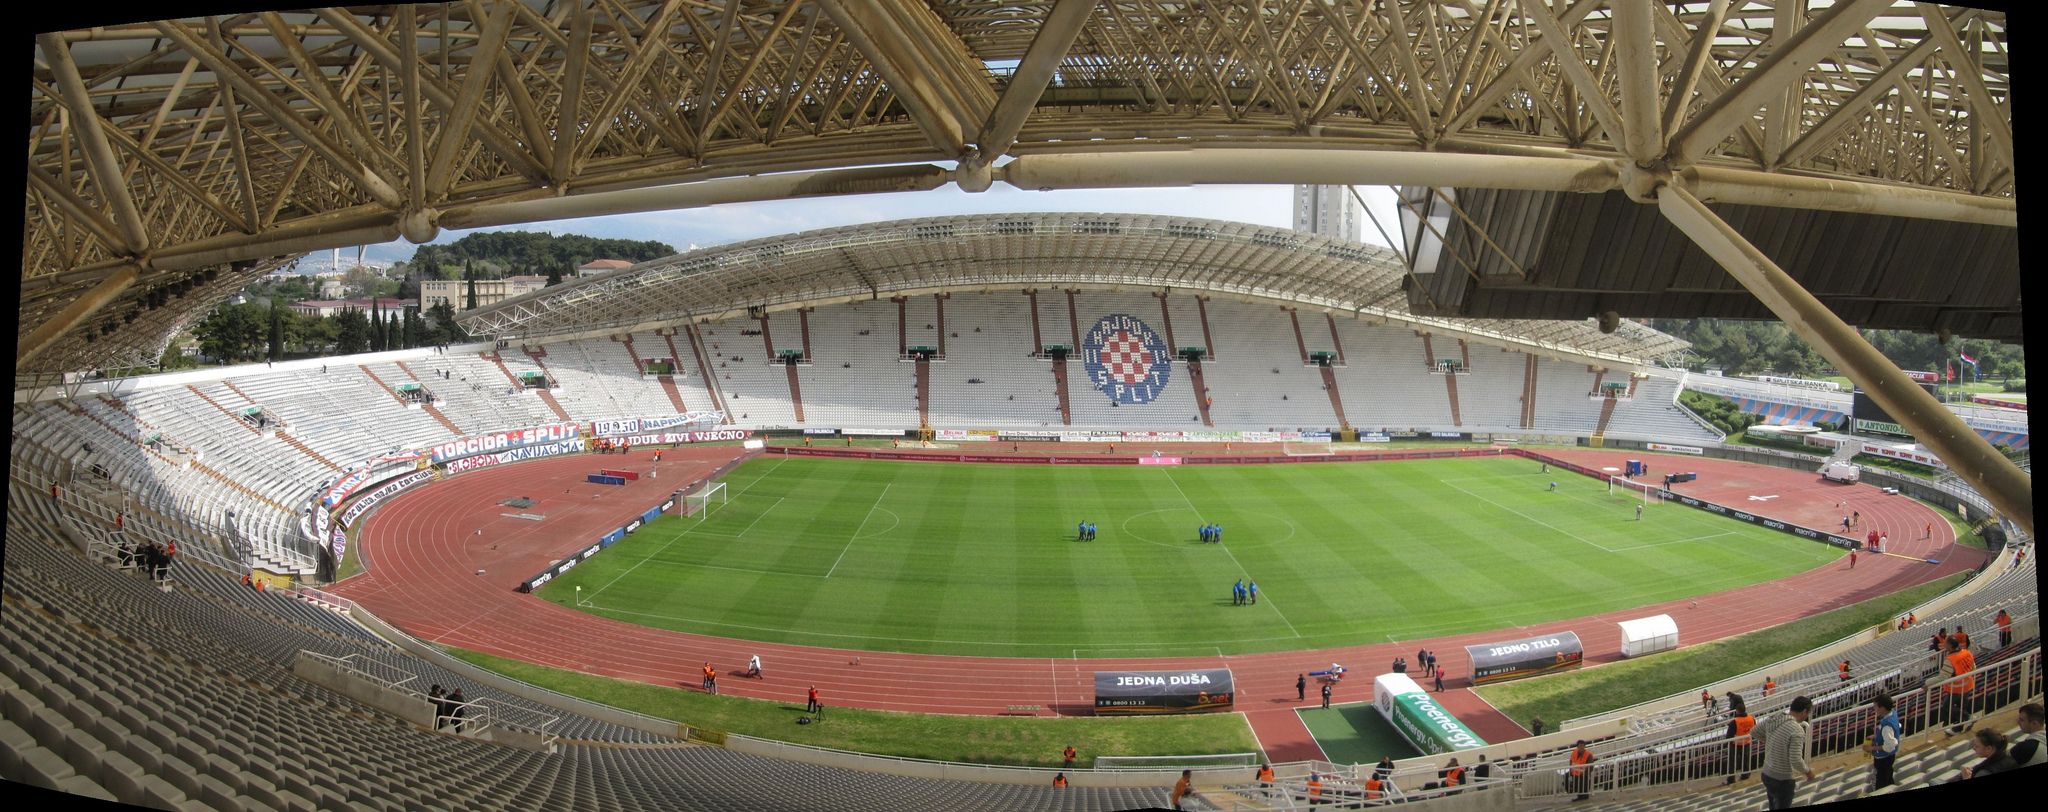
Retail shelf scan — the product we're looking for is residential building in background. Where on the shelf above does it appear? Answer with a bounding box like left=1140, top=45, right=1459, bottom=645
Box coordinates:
left=287, top=298, right=411, bottom=322
left=419, top=275, right=551, bottom=312
left=1293, top=185, right=1362, bottom=243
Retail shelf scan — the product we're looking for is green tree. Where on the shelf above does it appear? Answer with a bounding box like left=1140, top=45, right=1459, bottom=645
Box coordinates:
left=429, top=301, right=465, bottom=344
left=546, top=263, right=565, bottom=286
left=267, top=302, right=287, bottom=361
left=335, top=309, right=371, bottom=355
left=194, top=303, right=266, bottom=362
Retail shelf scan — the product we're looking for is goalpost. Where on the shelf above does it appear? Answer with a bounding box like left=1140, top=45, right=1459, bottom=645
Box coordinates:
left=685, top=482, right=729, bottom=522
left=1610, top=475, right=1664, bottom=507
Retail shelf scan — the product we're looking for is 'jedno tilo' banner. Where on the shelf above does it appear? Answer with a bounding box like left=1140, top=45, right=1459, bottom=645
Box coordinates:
left=1465, top=630, right=1586, bottom=685
left=1093, top=669, right=1235, bottom=715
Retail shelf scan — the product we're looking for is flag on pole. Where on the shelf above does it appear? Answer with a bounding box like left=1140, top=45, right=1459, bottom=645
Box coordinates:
left=1946, top=362, right=1955, bottom=382
left=1959, top=352, right=1980, bottom=380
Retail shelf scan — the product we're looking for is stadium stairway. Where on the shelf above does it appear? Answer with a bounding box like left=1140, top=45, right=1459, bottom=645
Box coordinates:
left=916, top=357, right=931, bottom=427
left=1051, top=357, right=1074, bottom=425
left=1524, top=356, right=1542, bottom=428
left=519, top=347, right=576, bottom=422
left=658, top=375, right=691, bottom=413
left=1444, top=374, right=1463, bottom=427
left=784, top=363, right=807, bottom=423
left=1319, top=365, right=1350, bottom=430
left=390, top=361, right=467, bottom=434
left=1594, top=396, right=1619, bottom=438
left=679, top=326, right=733, bottom=422
left=183, top=384, right=259, bottom=436
left=1187, top=360, right=1216, bottom=427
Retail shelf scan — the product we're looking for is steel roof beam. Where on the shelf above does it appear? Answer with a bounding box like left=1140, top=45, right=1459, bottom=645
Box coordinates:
left=1667, top=0, right=1893, bottom=167
left=37, top=33, right=151, bottom=256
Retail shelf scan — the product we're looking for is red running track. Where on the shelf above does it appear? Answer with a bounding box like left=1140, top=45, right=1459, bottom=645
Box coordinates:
left=329, top=446, right=1985, bottom=763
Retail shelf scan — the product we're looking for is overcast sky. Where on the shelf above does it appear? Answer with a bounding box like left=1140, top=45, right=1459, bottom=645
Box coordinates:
left=362, top=184, right=1406, bottom=263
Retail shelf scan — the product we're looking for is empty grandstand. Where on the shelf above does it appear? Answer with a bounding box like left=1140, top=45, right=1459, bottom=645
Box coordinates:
left=12, top=4, right=2030, bottom=811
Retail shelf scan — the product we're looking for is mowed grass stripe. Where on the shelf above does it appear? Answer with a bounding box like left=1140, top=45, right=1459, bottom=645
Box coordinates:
left=540, top=456, right=1841, bottom=657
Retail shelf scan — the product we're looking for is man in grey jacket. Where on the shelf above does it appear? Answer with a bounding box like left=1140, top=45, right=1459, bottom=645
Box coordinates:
left=1756, top=695, right=1816, bottom=810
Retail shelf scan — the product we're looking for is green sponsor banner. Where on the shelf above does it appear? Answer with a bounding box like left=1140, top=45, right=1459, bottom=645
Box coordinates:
left=1853, top=418, right=1911, bottom=438
left=1385, top=689, right=1487, bottom=756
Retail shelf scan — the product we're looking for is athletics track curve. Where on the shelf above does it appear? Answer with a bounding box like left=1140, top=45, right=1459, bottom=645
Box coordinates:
left=328, top=445, right=1988, bottom=763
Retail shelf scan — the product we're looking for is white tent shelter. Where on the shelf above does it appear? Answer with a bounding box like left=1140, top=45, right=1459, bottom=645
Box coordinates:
left=1617, top=615, right=1680, bottom=658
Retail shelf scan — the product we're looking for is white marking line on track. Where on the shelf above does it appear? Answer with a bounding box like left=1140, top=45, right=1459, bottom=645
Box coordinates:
left=581, top=458, right=788, bottom=602
left=825, top=483, right=892, bottom=578
left=1164, top=469, right=1303, bottom=639
left=1435, top=478, right=1616, bottom=553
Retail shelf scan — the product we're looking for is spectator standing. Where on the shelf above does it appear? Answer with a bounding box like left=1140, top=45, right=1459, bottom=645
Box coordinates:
left=1756, top=696, right=1816, bottom=810
left=1763, top=677, right=1776, bottom=697
left=1530, top=717, right=1545, bottom=737
left=1940, top=637, right=1977, bottom=735
left=1701, top=689, right=1714, bottom=713
left=1063, top=745, right=1076, bottom=769
left=1256, top=763, right=1274, bottom=786
left=2009, top=704, right=2045, bottom=767
left=1996, top=609, right=2013, bottom=649
left=427, top=685, right=446, bottom=730
left=1434, top=669, right=1444, bottom=692
left=1567, top=741, right=1595, bottom=802
left=1296, top=673, right=1306, bottom=701
left=1169, top=769, right=1192, bottom=811
left=1724, top=693, right=1757, bottom=784
left=1321, top=681, right=1332, bottom=709
left=1861, top=694, right=1901, bottom=790
left=446, top=689, right=467, bottom=733
left=1426, top=651, right=1437, bottom=676
left=1958, top=729, right=2017, bottom=780
left=807, top=686, right=820, bottom=714
left=1052, top=772, right=1067, bottom=788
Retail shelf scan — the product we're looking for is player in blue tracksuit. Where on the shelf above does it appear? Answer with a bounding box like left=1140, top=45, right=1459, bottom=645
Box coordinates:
left=1247, top=581, right=1259, bottom=604
left=1078, top=521, right=1086, bottom=540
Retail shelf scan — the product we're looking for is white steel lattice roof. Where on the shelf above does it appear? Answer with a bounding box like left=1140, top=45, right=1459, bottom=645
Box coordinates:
left=460, top=212, right=1691, bottom=366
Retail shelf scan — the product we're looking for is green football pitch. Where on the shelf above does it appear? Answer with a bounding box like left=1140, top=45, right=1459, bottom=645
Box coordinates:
left=538, top=455, right=1842, bottom=658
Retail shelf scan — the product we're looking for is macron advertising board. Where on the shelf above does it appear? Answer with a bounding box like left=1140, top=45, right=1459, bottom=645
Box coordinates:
left=1093, top=669, right=1235, bottom=715
left=1374, top=673, right=1487, bottom=755
left=1466, top=631, right=1586, bottom=685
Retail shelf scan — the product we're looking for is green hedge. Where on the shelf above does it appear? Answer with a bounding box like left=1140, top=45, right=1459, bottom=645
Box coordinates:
left=1679, top=390, right=1763, bottom=436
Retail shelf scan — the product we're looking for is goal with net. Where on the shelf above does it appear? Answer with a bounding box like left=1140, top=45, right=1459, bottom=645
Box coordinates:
left=685, top=481, right=728, bottom=521
left=1282, top=442, right=1335, bottom=457
left=1093, top=752, right=1260, bottom=770
left=1611, top=475, right=1664, bottom=507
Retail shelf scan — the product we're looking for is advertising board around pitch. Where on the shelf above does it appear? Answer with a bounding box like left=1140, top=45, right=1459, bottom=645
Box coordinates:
left=1093, top=669, right=1234, bottom=715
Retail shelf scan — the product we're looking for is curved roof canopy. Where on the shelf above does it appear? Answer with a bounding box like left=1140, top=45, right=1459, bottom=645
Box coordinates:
left=22, top=1, right=2011, bottom=377
left=459, top=212, right=1690, bottom=366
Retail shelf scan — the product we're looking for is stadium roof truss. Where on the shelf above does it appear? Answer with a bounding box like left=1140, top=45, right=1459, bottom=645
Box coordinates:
left=456, top=212, right=1693, bottom=367
left=22, top=1, right=2025, bottom=534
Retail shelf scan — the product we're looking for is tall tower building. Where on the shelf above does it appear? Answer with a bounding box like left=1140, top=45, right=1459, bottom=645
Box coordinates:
left=1292, top=185, right=1362, bottom=242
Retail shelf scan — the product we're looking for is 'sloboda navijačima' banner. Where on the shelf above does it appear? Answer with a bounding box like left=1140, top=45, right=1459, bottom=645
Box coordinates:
left=1465, top=630, right=1586, bottom=685
left=1093, top=669, right=1234, bottom=715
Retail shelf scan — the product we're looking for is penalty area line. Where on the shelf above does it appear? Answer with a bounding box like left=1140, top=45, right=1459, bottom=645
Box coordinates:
left=825, top=482, right=892, bottom=578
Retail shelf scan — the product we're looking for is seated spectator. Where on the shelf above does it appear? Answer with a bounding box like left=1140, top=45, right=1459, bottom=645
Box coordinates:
left=1959, top=729, right=2016, bottom=779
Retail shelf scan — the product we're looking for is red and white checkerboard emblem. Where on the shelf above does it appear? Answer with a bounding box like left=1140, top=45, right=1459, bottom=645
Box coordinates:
left=1082, top=314, right=1172, bottom=404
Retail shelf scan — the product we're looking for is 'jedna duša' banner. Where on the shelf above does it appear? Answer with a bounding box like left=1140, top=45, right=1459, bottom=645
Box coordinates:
left=1374, top=673, right=1487, bottom=756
